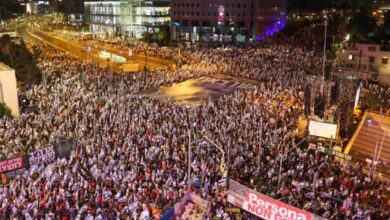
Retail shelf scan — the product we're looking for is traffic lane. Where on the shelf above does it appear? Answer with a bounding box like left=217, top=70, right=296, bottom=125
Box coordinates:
left=19, top=27, right=47, bottom=46
left=30, top=29, right=108, bottom=64
left=97, top=45, right=174, bottom=68
left=33, top=30, right=87, bottom=58
left=82, top=42, right=169, bottom=71
left=23, top=28, right=170, bottom=71
left=36, top=30, right=155, bottom=70
left=81, top=43, right=167, bottom=71
left=55, top=34, right=175, bottom=69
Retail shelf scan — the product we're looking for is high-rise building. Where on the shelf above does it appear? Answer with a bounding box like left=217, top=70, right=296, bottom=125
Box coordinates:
left=25, top=1, right=50, bottom=14
left=170, top=0, right=286, bottom=43
left=84, top=0, right=170, bottom=39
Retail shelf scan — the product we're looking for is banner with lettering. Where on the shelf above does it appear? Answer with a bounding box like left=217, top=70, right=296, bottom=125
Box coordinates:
left=27, top=146, right=56, bottom=167
left=227, top=180, right=324, bottom=220
left=0, top=156, right=25, bottom=173
left=0, top=138, right=76, bottom=180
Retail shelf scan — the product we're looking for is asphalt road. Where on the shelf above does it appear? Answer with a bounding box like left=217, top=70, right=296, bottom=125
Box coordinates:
left=144, top=74, right=258, bottom=106
left=18, top=27, right=174, bottom=71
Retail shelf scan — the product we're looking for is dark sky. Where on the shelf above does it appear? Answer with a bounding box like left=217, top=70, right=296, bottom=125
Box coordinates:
left=0, top=0, right=24, bottom=19
left=288, top=0, right=374, bottom=11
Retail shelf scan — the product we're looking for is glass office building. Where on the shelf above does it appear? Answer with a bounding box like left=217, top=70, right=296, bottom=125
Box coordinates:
left=170, top=0, right=286, bottom=43
left=84, top=0, right=170, bottom=38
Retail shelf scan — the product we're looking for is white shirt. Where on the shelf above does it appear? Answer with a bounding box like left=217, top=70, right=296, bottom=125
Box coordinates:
left=140, top=209, right=150, bottom=220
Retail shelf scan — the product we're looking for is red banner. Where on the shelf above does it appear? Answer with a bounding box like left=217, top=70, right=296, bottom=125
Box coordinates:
left=227, top=180, right=313, bottom=220
left=0, top=157, right=24, bottom=173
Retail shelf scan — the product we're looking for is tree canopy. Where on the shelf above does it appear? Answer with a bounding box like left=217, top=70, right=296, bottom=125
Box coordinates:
left=0, top=103, right=12, bottom=119
left=346, top=8, right=377, bottom=40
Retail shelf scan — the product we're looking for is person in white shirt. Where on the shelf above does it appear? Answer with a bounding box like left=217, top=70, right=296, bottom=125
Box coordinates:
left=139, top=204, right=150, bottom=220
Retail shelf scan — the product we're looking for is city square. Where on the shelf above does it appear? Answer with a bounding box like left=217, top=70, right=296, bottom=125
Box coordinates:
left=0, top=0, right=388, bottom=219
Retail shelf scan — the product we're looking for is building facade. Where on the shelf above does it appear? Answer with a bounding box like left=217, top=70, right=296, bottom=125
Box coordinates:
left=56, top=0, right=86, bottom=29
left=25, top=1, right=50, bottom=14
left=84, top=0, right=170, bottom=39
left=170, top=0, right=286, bottom=43
left=342, top=43, right=390, bottom=75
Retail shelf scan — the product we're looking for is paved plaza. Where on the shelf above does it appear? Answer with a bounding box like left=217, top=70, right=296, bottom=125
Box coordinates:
left=145, top=74, right=258, bottom=106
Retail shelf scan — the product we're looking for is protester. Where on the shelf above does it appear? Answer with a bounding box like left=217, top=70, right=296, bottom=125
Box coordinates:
left=0, top=27, right=387, bottom=220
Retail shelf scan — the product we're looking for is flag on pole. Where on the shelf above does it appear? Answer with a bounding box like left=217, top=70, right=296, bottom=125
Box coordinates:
left=0, top=173, right=6, bottom=185
left=40, top=193, right=49, bottom=206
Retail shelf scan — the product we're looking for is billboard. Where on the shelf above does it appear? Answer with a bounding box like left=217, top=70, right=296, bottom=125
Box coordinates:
left=228, top=180, right=313, bottom=220
left=308, top=120, right=337, bottom=139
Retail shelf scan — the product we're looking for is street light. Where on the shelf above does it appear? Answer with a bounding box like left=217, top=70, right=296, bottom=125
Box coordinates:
left=198, top=131, right=230, bottom=188
left=186, top=126, right=229, bottom=189
left=277, top=134, right=310, bottom=190
left=371, top=120, right=390, bottom=174
left=321, top=16, right=328, bottom=96
left=187, top=122, right=202, bottom=191
left=187, top=127, right=191, bottom=191
left=257, top=118, right=263, bottom=169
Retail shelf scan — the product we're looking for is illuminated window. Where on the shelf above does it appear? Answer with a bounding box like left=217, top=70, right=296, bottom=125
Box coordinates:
left=348, top=54, right=353, bottom=60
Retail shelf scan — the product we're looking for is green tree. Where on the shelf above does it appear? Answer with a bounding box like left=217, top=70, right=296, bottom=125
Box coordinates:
left=374, top=11, right=390, bottom=44
left=156, top=31, right=164, bottom=44
left=0, top=103, right=12, bottom=119
left=346, top=8, right=377, bottom=40
left=141, top=31, right=153, bottom=43
left=0, top=34, right=11, bottom=44
left=0, top=36, right=42, bottom=87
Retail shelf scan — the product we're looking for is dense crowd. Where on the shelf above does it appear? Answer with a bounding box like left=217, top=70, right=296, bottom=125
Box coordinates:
left=0, top=29, right=388, bottom=220
left=365, top=83, right=390, bottom=114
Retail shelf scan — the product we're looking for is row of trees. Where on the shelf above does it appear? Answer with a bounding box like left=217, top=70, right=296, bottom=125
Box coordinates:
left=0, top=35, right=42, bottom=88
left=288, top=0, right=373, bottom=11
left=346, top=9, right=390, bottom=44
left=0, top=0, right=24, bottom=20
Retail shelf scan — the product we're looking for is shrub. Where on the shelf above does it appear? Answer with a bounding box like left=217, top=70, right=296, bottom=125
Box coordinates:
left=0, top=102, right=12, bottom=119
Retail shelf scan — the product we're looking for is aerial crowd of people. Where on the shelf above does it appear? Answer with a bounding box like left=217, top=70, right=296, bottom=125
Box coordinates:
left=0, top=25, right=388, bottom=220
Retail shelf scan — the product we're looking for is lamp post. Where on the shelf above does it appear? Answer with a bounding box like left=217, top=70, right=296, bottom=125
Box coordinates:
left=187, top=127, right=191, bottom=191
left=321, top=16, right=328, bottom=95
left=144, top=25, right=149, bottom=73
left=187, top=122, right=202, bottom=191
left=199, top=131, right=229, bottom=188
left=257, top=118, right=263, bottom=169
left=277, top=134, right=310, bottom=190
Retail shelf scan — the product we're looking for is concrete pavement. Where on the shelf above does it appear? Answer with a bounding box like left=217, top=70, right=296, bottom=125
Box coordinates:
left=144, top=74, right=258, bottom=107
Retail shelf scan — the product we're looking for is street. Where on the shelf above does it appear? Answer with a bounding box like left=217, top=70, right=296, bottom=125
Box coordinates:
left=144, top=74, right=258, bottom=106
left=18, top=26, right=174, bottom=71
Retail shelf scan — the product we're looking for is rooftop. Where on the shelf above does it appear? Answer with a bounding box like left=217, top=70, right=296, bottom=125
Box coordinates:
left=0, top=62, right=12, bottom=72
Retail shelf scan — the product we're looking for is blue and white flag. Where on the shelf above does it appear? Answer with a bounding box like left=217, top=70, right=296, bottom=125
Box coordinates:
left=118, top=196, right=127, bottom=203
